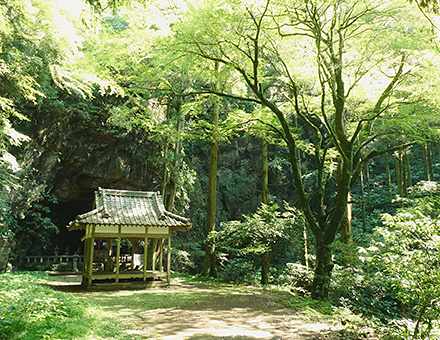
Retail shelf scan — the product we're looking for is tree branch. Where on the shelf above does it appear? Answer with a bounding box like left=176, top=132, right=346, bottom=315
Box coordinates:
left=351, top=141, right=416, bottom=187
left=350, top=55, right=406, bottom=144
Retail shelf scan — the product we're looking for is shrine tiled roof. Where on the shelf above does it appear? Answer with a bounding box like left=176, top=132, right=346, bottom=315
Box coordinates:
left=68, top=188, right=191, bottom=231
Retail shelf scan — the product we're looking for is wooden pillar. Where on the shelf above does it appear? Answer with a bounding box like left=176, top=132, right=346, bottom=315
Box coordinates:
left=87, top=225, right=95, bottom=287
left=159, top=239, right=164, bottom=272
left=167, top=232, right=171, bottom=285
left=143, top=227, right=149, bottom=281
left=115, top=225, right=121, bottom=284
left=152, top=239, right=158, bottom=271
left=104, top=241, right=112, bottom=272
left=130, top=239, right=135, bottom=271
left=81, top=238, right=90, bottom=287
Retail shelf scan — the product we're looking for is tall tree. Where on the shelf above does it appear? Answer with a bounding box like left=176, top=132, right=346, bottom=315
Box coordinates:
left=201, top=61, right=221, bottom=277
left=261, top=139, right=269, bottom=205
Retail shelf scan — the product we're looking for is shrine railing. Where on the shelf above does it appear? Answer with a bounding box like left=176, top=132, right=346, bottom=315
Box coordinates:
left=24, top=254, right=84, bottom=264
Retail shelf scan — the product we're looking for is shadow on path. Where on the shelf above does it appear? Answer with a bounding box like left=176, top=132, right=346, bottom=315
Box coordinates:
left=44, top=275, right=351, bottom=340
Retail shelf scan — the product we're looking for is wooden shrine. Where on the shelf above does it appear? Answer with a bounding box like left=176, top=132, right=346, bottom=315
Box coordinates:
left=67, top=188, right=191, bottom=288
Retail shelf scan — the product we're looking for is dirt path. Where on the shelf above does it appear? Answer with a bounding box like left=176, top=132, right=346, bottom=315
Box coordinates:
left=46, top=275, right=346, bottom=340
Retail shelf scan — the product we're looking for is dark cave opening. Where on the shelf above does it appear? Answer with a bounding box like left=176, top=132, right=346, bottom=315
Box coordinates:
left=49, top=198, right=94, bottom=255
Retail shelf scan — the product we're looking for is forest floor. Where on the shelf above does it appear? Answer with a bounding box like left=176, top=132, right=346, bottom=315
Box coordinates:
left=45, top=274, right=378, bottom=340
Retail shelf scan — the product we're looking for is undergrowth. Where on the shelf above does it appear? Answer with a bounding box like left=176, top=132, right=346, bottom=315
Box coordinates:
left=0, top=272, right=131, bottom=340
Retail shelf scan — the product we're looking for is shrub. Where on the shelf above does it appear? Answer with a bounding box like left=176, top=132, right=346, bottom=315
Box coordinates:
left=368, top=192, right=440, bottom=339
left=277, top=263, right=314, bottom=293
left=171, top=249, right=196, bottom=273
left=221, top=258, right=259, bottom=283
left=330, top=263, right=402, bottom=322
left=217, top=203, right=306, bottom=285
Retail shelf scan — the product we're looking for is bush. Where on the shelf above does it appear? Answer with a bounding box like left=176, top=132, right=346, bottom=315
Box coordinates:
left=277, top=263, right=314, bottom=292
left=367, top=190, right=440, bottom=339
left=221, top=258, right=259, bottom=283
left=171, top=249, right=196, bottom=273
left=330, top=264, right=402, bottom=322
left=217, top=203, right=306, bottom=285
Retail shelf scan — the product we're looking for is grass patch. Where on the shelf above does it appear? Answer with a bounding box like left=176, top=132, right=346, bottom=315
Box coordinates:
left=286, top=293, right=334, bottom=316
left=0, top=272, right=131, bottom=340
left=88, top=288, right=206, bottom=310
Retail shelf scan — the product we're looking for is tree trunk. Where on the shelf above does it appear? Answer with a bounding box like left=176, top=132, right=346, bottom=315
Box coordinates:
left=394, top=153, right=404, bottom=198
left=299, top=222, right=309, bottom=269
left=0, top=236, right=13, bottom=272
left=261, top=251, right=272, bottom=285
left=359, top=168, right=367, bottom=232
left=429, top=143, right=434, bottom=181
left=160, top=143, right=168, bottom=199
left=166, top=178, right=177, bottom=212
left=340, top=193, right=353, bottom=246
left=384, top=152, right=392, bottom=200
left=201, top=61, right=220, bottom=278
left=404, top=153, right=412, bottom=188
left=201, top=119, right=219, bottom=277
left=338, top=158, right=353, bottom=246
left=402, top=154, right=408, bottom=197
left=201, top=126, right=219, bottom=277
left=422, top=144, right=432, bottom=181
left=161, top=96, right=173, bottom=199
left=147, top=240, right=154, bottom=269
left=395, top=152, right=408, bottom=198
left=262, top=138, right=268, bottom=205
left=365, top=163, right=371, bottom=204
left=311, top=237, right=334, bottom=300
left=433, top=143, right=440, bottom=167
left=166, top=114, right=185, bottom=212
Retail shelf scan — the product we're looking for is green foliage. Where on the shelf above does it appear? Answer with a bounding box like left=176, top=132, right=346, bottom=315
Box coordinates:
left=9, top=193, right=59, bottom=257
left=217, top=203, right=306, bottom=284
left=171, top=249, right=196, bottom=273
left=0, top=272, right=128, bottom=340
left=0, top=196, right=17, bottom=238
left=218, top=203, right=303, bottom=257
left=367, top=186, right=440, bottom=339
left=331, top=263, right=402, bottom=322
left=277, top=263, right=314, bottom=292
left=221, top=257, right=259, bottom=283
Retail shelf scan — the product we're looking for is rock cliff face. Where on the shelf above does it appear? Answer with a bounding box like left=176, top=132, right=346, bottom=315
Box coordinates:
left=24, top=99, right=161, bottom=205
left=15, top=96, right=295, bottom=257
left=51, top=132, right=158, bottom=202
